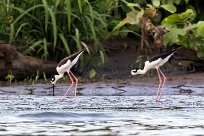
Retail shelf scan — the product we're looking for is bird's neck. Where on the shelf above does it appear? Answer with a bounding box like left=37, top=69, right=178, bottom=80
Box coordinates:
left=137, top=68, right=147, bottom=75
left=138, top=61, right=151, bottom=74
left=56, top=74, right=64, bottom=79
left=54, top=74, right=64, bottom=84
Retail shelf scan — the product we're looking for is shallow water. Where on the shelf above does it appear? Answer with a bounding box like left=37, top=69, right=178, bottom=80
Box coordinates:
left=0, top=83, right=204, bottom=135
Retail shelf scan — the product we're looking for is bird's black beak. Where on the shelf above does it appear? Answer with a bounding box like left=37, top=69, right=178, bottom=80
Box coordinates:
left=53, top=84, right=55, bottom=96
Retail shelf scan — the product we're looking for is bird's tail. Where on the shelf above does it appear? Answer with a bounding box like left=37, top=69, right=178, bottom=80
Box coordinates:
left=81, top=42, right=90, bottom=55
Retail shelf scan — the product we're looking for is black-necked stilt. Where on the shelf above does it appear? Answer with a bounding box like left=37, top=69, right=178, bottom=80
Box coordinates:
left=50, top=50, right=84, bottom=101
left=131, top=49, right=176, bottom=101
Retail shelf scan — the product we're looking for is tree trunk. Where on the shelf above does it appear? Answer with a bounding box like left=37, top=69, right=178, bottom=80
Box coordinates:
left=0, top=44, right=57, bottom=80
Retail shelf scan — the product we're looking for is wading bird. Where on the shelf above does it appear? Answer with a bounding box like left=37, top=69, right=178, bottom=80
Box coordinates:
left=131, top=49, right=176, bottom=101
left=50, top=50, right=84, bottom=102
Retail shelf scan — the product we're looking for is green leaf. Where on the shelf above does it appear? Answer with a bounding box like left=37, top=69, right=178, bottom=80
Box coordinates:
left=65, top=0, right=71, bottom=32
left=161, top=14, right=180, bottom=25
left=112, top=18, right=128, bottom=32
left=163, top=28, right=187, bottom=45
left=179, top=9, right=195, bottom=21
left=127, top=10, right=144, bottom=25
left=99, top=50, right=105, bottom=63
left=85, top=16, right=98, bottom=46
left=48, top=8, right=57, bottom=49
left=161, top=9, right=195, bottom=25
left=89, top=69, right=96, bottom=78
left=152, top=0, right=160, bottom=7
left=59, top=33, right=71, bottom=55
left=197, top=46, right=204, bottom=58
left=23, top=40, right=43, bottom=54
left=42, top=0, right=49, bottom=32
left=196, top=21, right=204, bottom=37
left=75, top=28, right=81, bottom=51
left=15, top=23, right=28, bottom=38
left=78, top=0, right=82, bottom=14
left=43, top=38, right=48, bottom=60
left=9, top=24, right=14, bottom=44
left=161, top=4, right=177, bottom=13
left=12, top=4, right=43, bottom=24
left=127, top=3, right=141, bottom=8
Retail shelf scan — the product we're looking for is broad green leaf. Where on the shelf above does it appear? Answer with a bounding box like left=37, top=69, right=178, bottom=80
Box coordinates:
left=89, top=69, right=96, bottom=78
left=195, top=21, right=204, bottom=37
left=59, top=33, right=71, bottom=55
left=163, top=28, right=187, bottom=45
left=127, top=3, right=141, bottom=8
left=162, top=9, right=195, bottom=25
left=173, top=0, right=182, bottom=5
left=48, top=8, right=57, bottom=49
left=179, top=9, right=195, bottom=21
left=152, top=0, right=160, bottom=7
left=161, top=4, right=177, bottom=13
left=161, top=14, right=181, bottom=25
left=127, top=10, right=144, bottom=25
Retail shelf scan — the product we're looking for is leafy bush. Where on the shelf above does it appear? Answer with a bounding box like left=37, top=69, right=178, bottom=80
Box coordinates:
left=3, top=0, right=113, bottom=62
left=161, top=9, right=204, bottom=58
left=113, top=0, right=204, bottom=59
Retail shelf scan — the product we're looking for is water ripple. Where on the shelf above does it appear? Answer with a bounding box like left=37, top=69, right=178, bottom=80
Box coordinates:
left=0, top=95, right=204, bottom=135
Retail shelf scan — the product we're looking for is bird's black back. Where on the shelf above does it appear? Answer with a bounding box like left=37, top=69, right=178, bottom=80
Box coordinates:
left=149, top=49, right=176, bottom=63
left=57, top=50, right=83, bottom=67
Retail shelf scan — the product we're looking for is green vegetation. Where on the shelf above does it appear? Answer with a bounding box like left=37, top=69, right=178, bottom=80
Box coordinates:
left=113, top=0, right=204, bottom=59
left=5, top=71, right=15, bottom=85
left=1, top=0, right=204, bottom=79
left=4, top=1, right=109, bottom=58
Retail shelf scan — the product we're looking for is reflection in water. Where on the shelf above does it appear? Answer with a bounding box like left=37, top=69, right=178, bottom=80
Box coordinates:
left=0, top=95, right=204, bottom=135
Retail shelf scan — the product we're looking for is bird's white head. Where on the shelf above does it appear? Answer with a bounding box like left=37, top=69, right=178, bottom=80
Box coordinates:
left=51, top=74, right=64, bottom=86
left=131, top=68, right=146, bottom=75
left=50, top=74, right=64, bottom=85
left=131, top=68, right=139, bottom=76
left=50, top=75, right=59, bottom=96
left=50, top=75, right=59, bottom=85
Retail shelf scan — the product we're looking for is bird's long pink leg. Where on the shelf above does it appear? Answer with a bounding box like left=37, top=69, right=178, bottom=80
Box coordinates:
left=156, top=68, right=163, bottom=101
left=157, top=68, right=166, bottom=101
left=60, top=72, right=74, bottom=102
left=70, top=71, right=78, bottom=97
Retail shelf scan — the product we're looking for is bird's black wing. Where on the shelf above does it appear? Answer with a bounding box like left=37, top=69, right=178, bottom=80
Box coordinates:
left=149, top=49, right=176, bottom=63
left=57, top=50, right=83, bottom=67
